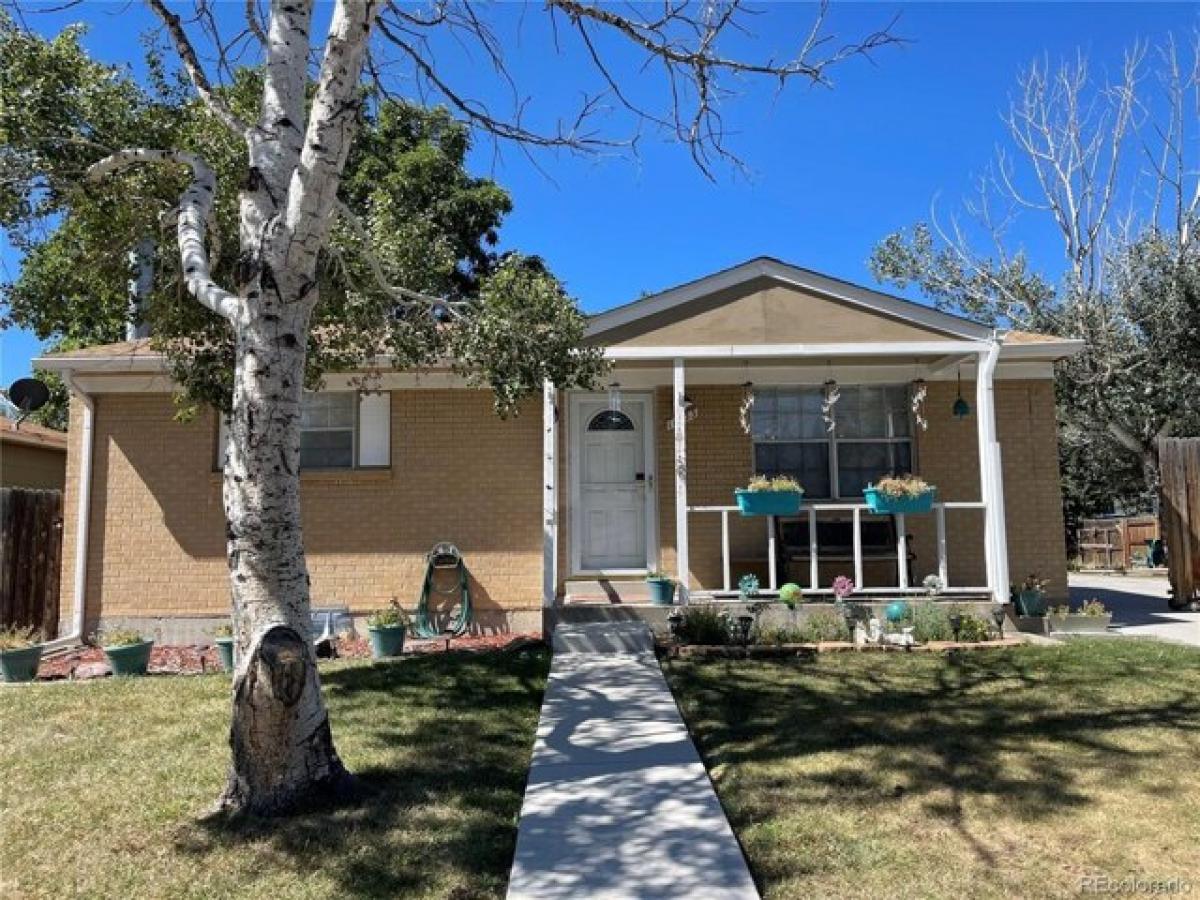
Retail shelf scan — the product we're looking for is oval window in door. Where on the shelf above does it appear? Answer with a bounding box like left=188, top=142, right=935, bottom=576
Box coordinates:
left=587, top=410, right=635, bottom=431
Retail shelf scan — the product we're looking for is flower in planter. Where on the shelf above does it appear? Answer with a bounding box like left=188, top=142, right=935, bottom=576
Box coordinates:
left=831, top=575, right=855, bottom=600
left=871, top=473, right=934, bottom=499
left=745, top=474, right=802, bottom=492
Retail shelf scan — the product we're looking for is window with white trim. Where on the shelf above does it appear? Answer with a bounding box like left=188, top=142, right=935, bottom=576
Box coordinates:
left=751, top=385, right=913, bottom=499
left=217, top=391, right=391, bottom=470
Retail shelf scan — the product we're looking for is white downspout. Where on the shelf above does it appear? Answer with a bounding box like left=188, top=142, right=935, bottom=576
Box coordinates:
left=43, top=371, right=93, bottom=651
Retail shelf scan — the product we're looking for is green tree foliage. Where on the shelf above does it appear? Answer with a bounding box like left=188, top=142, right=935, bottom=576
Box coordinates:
left=0, top=15, right=604, bottom=424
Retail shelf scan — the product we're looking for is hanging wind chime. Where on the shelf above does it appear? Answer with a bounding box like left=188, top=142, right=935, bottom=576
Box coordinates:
left=952, top=367, right=971, bottom=419
left=911, top=378, right=928, bottom=431
left=821, top=378, right=841, bottom=433
left=738, top=380, right=755, bottom=435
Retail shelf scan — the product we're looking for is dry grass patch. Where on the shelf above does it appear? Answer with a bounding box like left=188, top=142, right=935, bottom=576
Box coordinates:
left=665, top=640, right=1200, bottom=899
left=0, top=649, right=549, bottom=899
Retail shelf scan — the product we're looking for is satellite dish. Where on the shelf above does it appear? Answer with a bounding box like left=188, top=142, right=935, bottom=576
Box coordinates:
left=7, top=378, right=51, bottom=421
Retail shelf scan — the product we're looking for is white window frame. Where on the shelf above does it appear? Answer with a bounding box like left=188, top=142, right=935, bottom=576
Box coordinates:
left=751, top=385, right=916, bottom=500
left=299, top=391, right=358, bottom=470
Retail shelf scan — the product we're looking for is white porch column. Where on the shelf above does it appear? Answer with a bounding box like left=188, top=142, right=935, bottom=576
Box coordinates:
left=673, top=358, right=690, bottom=602
left=542, top=380, right=558, bottom=608
left=975, top=342, right=1010, bottom=603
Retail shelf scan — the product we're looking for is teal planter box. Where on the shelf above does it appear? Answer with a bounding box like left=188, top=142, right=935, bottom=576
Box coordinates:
left=103, top=640, right=153, bottom=677
left=863, top=486, right=936, bottom=515
left=1015, top=590, right=1046, bottom=617
left=368, top=624, right=406, bottom=659
left=0, top=644, right=42, bottom=682
left=735, top=489, right=803, bottom=517
left=646, top=578, right=676, bottom=606
left=214, top=637, right=235, bottom=673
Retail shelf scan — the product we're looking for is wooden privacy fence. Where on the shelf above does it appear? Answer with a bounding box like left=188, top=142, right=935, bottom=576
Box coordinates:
left=1076, top=515, right=1161, bottom=570
left=1159, top=438, right=1200, bottom=609
left=0, top=488, right=63, bottom=636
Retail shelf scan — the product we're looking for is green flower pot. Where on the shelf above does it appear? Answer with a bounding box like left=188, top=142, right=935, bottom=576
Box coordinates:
left=214, top=637, right=235, bottom=673
left=367, top=624, right=406, bottom=659
left=0, top=644, right=43, bottom=683
left=103, top=640, right=154, bottom=677
left=1016, top=590, right=1046, bottom=617
left=646, top=577, right=676, bottom=606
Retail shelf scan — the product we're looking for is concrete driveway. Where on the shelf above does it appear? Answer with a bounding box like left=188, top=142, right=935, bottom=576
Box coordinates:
left=1069, top=573, right=1200, bottom=647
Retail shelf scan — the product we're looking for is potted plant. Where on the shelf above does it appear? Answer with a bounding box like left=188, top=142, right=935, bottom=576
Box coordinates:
left=0, top=626, right=43, bottom=683
left=1014, top=574, right=1048, bottom=617
left=735, top=474, right=803, bottom=517
left=863, top=473, right=937, bottom=515
left=213, top=623, right=235, bottom=673
left=644, top=570, right=676, bottom=606
left=366, top=601, right=410, bottom=659
left=1048, top=598, right=1113, bottom=634
left=97, top=627, right=154, bottom=677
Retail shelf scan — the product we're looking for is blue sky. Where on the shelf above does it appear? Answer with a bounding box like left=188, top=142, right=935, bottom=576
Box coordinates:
left=1, top=1, right=1194, bottom=385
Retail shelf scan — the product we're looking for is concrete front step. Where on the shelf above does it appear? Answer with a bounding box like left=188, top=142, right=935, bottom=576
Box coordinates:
left=563, top=579, right=653, bottom=605
left=551, top=622, right=655, bottom=654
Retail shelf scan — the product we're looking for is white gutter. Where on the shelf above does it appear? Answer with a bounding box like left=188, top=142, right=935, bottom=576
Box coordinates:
left=42, top=371, right=93, bottom=652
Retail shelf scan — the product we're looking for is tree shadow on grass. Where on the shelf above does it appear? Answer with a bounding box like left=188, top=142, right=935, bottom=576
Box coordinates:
left=665, top=642, right=1200, bottom=870
left=173, top=649, right=551, bottom=899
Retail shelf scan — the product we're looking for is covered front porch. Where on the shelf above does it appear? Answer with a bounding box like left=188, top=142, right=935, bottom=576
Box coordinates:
left=542, top=338, right=1013, bottom=607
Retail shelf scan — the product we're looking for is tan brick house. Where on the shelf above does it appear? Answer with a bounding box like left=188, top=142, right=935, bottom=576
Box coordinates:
left=37, top=257, right=1081, bottom=642
left=0, top=415, right=67, bottom=490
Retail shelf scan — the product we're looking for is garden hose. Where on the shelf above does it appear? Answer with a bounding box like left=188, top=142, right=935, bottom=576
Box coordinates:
left=412, top=543, right=473, bottom=638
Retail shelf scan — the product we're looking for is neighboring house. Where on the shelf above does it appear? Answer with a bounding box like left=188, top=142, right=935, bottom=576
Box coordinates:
left=0, top=415, right=67, bottom=490
left=36, top=257, right=1081, bottom=641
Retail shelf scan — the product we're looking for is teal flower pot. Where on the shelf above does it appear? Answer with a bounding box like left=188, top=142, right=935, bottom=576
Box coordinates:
left=646, top=577, right=676, bottom=606
left=863, top=487, right=936, bottom=515
left=214, top=637, right=235, bottom=673
left=1016, top=590, right=1046, bottom=617
left=103, top=640, right=153, bottom=677
left=0, top=644, right=43, bottom=683
left=368, top=624, right=406, bottom=659
left=735, top=489, right=803, bottom=517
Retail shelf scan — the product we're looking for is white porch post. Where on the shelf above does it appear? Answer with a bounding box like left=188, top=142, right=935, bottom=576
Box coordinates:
left=975, top=341, right=1009, bottom=603
left=673, top=358, right=690, bottom=603
left=542, top=380, right=558, bottom=609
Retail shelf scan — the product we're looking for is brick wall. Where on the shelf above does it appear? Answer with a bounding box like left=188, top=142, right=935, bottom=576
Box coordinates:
left=649, top=379, right=1069, bottom=599
left=58, top=390, right=544, bottom=633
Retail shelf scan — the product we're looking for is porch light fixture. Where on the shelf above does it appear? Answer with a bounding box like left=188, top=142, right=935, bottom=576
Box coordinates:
left=736, top=614, right=755, bottom=647
left=952, top=367, right=971, bottom=419
left=607, top=381, right=622, bottom=413
left=991, top=604, right=1007, bottom=638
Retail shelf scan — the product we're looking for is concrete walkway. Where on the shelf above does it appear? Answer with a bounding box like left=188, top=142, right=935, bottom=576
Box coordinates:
left=507, top=627, right=759, bottom=900
left=1070, top=573, right=1200, bottom=647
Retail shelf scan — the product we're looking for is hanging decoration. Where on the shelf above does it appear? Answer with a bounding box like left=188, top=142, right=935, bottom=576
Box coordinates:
left=821, top=378, right=841, bottom=433
left=952, top=367, right=971, bottom=419
left=607, top=381, right=622, bottom=414
left=738, top=381, right=755, bottom=435
left=911, top=378, right=928, bottom=431
left=666, top=394, right=699, bottom=432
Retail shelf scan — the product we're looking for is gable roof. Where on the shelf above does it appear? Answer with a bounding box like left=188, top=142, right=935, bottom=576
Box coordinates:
left=586, top=256, right=995, bottom=342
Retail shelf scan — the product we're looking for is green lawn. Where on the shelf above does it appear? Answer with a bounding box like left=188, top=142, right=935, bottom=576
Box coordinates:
left=0, top=650, right=550, bottom=900
left=665, top=640, right=1200, bottom=899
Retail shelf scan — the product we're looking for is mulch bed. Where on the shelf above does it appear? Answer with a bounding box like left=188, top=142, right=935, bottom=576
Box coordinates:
left=664, top=637, right=1025, bottom=659
left=36, top=632, right=544, bottom=681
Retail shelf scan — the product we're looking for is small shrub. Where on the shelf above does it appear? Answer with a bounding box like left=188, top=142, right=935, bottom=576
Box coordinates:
left=96, top=627, right=144, bottom=647
left=759, top=625, right=806, bottom=645
left=954, top=613, right=991, bottom=643
left=367, top=599, right=410, bottom=629
left=212, top=623, right=234, bottom=639
left=0, top=626, right=40, bottom=650
left=910, top=604, right=953, bottom=642
left=870, top=473, right=933, bottom=499
left=798, top=610, right=850, bottom=643
left=675, top=606, right=731, bottom=645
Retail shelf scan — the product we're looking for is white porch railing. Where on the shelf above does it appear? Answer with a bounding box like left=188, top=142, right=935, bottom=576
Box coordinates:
left=686, top=501, right=989, bottom=598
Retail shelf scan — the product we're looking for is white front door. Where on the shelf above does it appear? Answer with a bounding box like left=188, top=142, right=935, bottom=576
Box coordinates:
left=571, top=394, right=654, bottom=572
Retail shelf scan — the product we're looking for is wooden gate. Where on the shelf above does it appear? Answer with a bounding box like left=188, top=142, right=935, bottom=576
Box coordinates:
left=1159, top=438, right=1200, bottom=609
left=0, top=488, right=63, bottom=636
